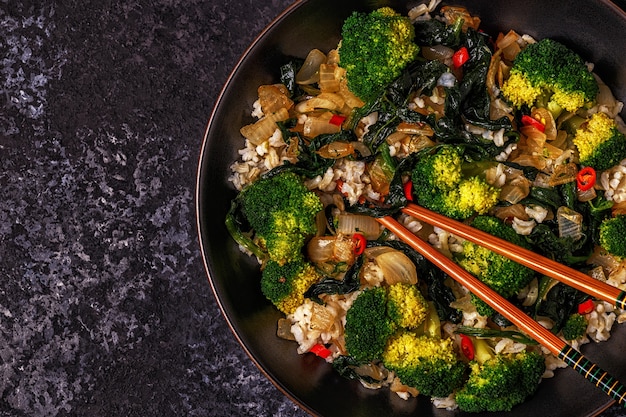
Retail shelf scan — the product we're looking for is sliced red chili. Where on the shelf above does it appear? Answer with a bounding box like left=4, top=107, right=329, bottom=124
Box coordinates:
left=452, top=46, right=470, bottom=68
left=578, top=299, right=595, bottom=315
left=329, top=114, right=346, bottom=126
left=521, top=114, right=546, bottom=133
left=352, top=233, right=366, bottom=256
left=310, top=343, right=332, bottom=359
left=336, top=179, right=346, bottom=194
left=576, top=166, right=596, bottom=191
left=403, top=180, right=414, bottom=201
left=460, top=334, right=475, bottom=360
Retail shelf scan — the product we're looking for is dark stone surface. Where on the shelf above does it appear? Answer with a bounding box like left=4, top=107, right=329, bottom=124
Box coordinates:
left=0, top=0, right=624, bottom=416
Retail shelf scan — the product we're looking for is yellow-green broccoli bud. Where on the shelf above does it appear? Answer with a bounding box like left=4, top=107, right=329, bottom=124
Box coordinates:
left=501, top=38, right=598, bottom=113
left=572, top=112, right=626, bottom=171
left=261, top=259, right=323, bottom=314
left=386, top=282, right=429, bottom=330
left=382, top=331, right=466, bottom=398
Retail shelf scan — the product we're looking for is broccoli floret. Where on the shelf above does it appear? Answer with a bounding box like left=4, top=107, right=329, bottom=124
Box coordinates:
left=455, top=338, right=546, bottom=413
left=501, top=39, right=598, bottom=113
left=386, top=282, right=430, bottom=330
left=599, top=214, right=626, bottom=258
left=457, top=216, right=536, bottom=316
left=339, top=7, right=419, bottom=102
left=344, top=287, right=396, bottom=362
left=382, top=330, right=467, bottom=398
left=345, top=283, right=431, bottom=361
left=261, top=258, right=323, bottom=314
left=561, top=313, right=589, bottom=341
left=411, top=146, right=499, bottom=220
left=572, top=112, right=626, bottom=171
left=238, top=171, right=323, bottom=265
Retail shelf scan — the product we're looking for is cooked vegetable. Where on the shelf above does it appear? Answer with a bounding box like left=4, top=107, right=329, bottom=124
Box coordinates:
left=501, top=38, right=598, bottom=113
left=455, top=338, right=545, bottom=412
left=339, top=7, right=419, bottom=101
left=261, top=259, right=324, bottom=314
left=599, top=214, right=626, bottom=258
left=386, top=282, right=430, bottom=330
left=456, top=216, right=536, bottom=316
left=576, top=166, right=596, bottom=191
left=561, top=313, right=588, bottom=341
left=382, top=330, right=467, bottom=398
left=344, top=287, right=396, bottom=362
left=233, top=171, right=323, bottom=265
left=410, top=145, right=500, bottom=220
left=572, top=112, right=626, bottom=171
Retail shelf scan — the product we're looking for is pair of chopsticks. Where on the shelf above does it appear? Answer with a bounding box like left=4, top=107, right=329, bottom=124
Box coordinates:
left=377, top=203, right=626, bottom=407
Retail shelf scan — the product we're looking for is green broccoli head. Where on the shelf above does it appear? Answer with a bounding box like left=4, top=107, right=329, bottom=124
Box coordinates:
left=501, top=38, right=598, bottom=113
left=572, top=112, right=626, bottom=171
left=261, top=258, right=323, bottom=315
left=339, top=7, right=419, bottom=102
left=344, top=287, right=396, bottom=362
left=457, top=216, right=535, bottom=316
left=239, top=171, right=323, bottom=265
left=456, top=349, right=545, bottom=413
left=386, top=282, right=430, bottom=330
left=411, top=146, right=500, bottom=220
left=382, top=331, right=467, bottom=398
left=599, top=214, right=626, bottom=258
left=561, top=313, right=589, bottom=341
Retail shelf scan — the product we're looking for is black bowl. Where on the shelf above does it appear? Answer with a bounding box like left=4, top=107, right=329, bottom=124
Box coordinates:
left=196, top=1, right=626, bottom=416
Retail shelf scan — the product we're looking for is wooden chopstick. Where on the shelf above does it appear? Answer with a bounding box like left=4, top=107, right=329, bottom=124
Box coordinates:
left=377, top=215, right=626, bottom=406
left=402, top=203, right=626, bottom=311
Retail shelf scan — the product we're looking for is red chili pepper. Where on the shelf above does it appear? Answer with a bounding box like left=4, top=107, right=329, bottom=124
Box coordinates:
left=452, top=47, right=470, bottom=68
left=329, top=114, right=346, bottom=126
left=578, top=299, right=595, bottom=315
left=576, top=166, right=596, bottom=191
left=352, top=233, right=366, bottom=256
left=460, top=334, right=475, bottom=360
left=336, top=179, right=346, bottom=194
left=310, top=343, right=332, bottom=359
left=403, top=180, right=414, bottom=201
left=521, top=114, right=546, bottom=133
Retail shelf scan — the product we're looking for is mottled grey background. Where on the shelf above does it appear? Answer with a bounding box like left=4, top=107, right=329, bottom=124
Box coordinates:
left=0, top=1, right=625, bottom=416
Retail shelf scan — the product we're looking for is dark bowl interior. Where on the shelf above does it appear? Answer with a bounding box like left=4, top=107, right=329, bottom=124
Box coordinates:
left=196, top=1, right=626, bottom=416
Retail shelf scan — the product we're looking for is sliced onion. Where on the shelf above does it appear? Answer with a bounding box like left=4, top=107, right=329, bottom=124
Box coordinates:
left=333, top=235, right=356, bottom=264
left=316, top=141, right=354, bottom=159
left=511, top=153, right=547, bottom=170
left=577, top=186, right=597, bottom=203
left=557, top=206, right=583, bottom=241
left=493, top=203, right=529, bottom=221
left=375, top=250, right=418, bottom=285
left=521, top=277, right=539, bottom=307
left=500, top=177, right=530, bottom=204
left=336, top=214, right=381, bottom=239
left=296, top=49, right=327, bottom=85
left=531, top=108, right=557, bottom=140
left=588, top=245, right=621, bottom=272
left=239, top=107, right=290, bottom=145
left=520, top=125, right=546, bottom=152
left=303, top=113, right=342, bottom=138
left=309, top=302, right=335, bottom=332
left=307, top=236, right=336, bottom=263
left=276, top=318, right=296, bottom=341
left=295, top=93, right=345, bottom=113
